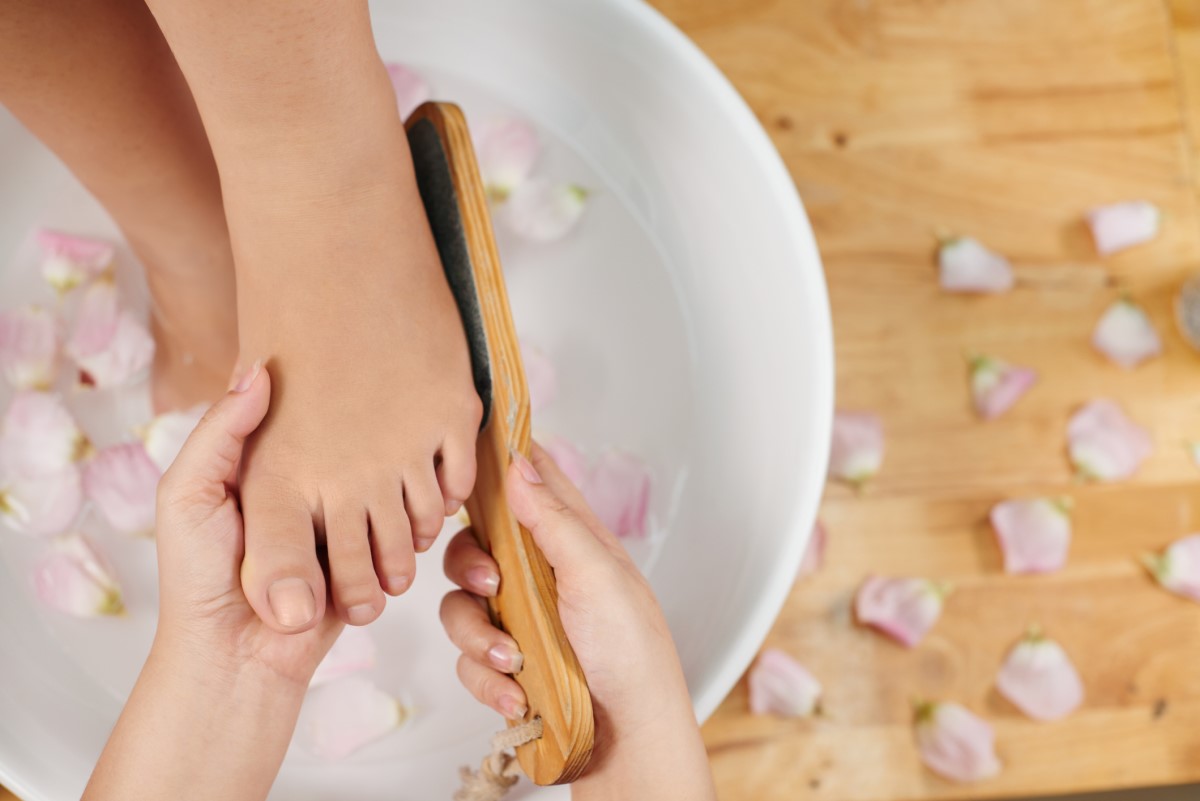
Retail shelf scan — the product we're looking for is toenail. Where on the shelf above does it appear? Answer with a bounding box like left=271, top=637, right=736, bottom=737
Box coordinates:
left=488, top=643, right=524, bottom=673
left=499, top=694, right=527, bottom=721
left=267, top=578, right=316, bottom=629
left=386, top=575, right=411, bottom=595
left=347, top=603, right=378, bottom=626
left=466, top=566, right=500, bottom=596
left=415, top=536, right=436, bottom=553
left=445, top=498, right=463, bottom=516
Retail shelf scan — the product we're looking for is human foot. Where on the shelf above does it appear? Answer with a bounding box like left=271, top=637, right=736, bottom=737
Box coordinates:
left=223, top=130, right=481, bottom=632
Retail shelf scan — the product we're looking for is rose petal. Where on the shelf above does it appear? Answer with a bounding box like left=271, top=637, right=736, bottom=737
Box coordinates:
left=0, top=465, right=83, bottom=536
left=1086, top=201, right=1160, bottom=256
left=582, top=450, right=651, bottom=539
left=475, top=117, right=540, bottom=201
left=0, top=391, right=89, bottom=475
left=989, top=498, right=1072, bottom=575
left=35, top=229, right=114, bottom=294
left=384, top=62, right=430, bottom=120
left=32, top=533, right=123, bottom=617
left=748, top=648, right=822, bottom=718
left=140, top=405, right=205, bottom=473
left=1142, top=533, right=1200, bottom=603
left=540, top=435, right=589, bottom=487
left=914, top=701, right=1001, bottom=783
left=299, top=675, right=408, bottom=760
left=829, top=411, right=884, bottom=486
left=1092, top=299, right=1162, bottom=369
left=0, top=306, right=60, bottom=390
left=996, top=629, right=1084, bottom=721
left=520, top=342, right=557, bottom=413
left=505, top=179, right=588, bottom=242
left=798, top=520, right=826, bottom=579
left=855, top=575, right=946, bottom=647
left=938, top=237, right=1014, bottom=294
left=66, top=283, right=154, bottom=389
left=83, top=443, right=161, bottom=535
left=311, top=627, right=378, bottom=688
left=969, top=356, right=1036, bottom=420
left=1067, top=399, right=1152, bottom=482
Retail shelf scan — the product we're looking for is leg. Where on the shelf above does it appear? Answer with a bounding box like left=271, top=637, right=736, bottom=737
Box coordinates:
left=143, top=0, right=481, bottom=629
left=0, top=0, right=237, bottom=410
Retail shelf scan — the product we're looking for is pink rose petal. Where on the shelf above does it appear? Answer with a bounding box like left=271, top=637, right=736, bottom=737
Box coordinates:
left=475, top=117, right=540, bottom=201
left=33, top=533, right=123, bottom=617
left=299, top=675, right=407, bottom=760
left=0, top=391, right=89, bottom=475
left=384, top=62, right=430, bottom=120
left=505, top=180, right=588, bottom=242
left=0, top=466, right=83, bottom=536
left=66, top=283, right=154, bottom=389
left=540, top=435, right=589, bottom=487
left=989, top=498, right=1072, bottom=575
left=1142, top=534, right=1200, bottom=603
left=140, top=406, right=205, bottom=473
left=1067, top=399, right=1152, bottom=482
left=35, top=229, right=114, bottom=294
left=855, top=575, right=947, bottom=647
left=996, top=628, right=1084, bottom=721
left=83, top=443, right=161, bottom=535
left=938, top=237, right=1014, bottom=294
left=1087, top=201, right=1160, bottom=256
left=914, top=701, right=1001, bottom=783
left=798, top=520, right=826, bottom=579
left=1092, top=299, right=1161, bottom=369
left=829, top=411, right=884, bottom=486
left=748, top=648, right=822, bottom=718
left=520, top=342, right=557, bottom=414
left=311, top=627, right=377, bottom=688
left=0, top=306, right=60, bottom=390
left=969, top=356, right=1036, bottom=420
left=583, top=450, right=651, bottom=539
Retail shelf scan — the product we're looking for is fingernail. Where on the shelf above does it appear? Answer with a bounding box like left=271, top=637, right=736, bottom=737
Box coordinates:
left=445, top=498, right=463, bottom=516
left=267, top=577, right=315, bottom=628
left=488, top=643, right=524, bottom=673
left=414, top=536, right=436, bottom=553
left=386, top=574, right=411, bottom=595
left=346, top=603, right=378, bottom=626
left=498, top=694, right=527, bottom=720
left=233, top=359, right=262, bottom=393
left=466, top=566, right=500, bottom=596
left=509, top=448, right=542, bottom=484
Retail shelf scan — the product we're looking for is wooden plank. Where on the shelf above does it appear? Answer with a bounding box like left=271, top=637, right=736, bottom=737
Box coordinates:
left=644, top=0, right=1200, bottom=798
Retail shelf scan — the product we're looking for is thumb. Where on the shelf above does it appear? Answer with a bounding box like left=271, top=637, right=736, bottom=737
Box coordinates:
left=506, top=449, right=612, bottom=574
left=159, top=361, right=271, bottom=509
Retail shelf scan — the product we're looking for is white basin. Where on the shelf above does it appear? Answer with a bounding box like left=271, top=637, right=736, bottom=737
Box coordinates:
left=0, top=0, right=832, bottom=798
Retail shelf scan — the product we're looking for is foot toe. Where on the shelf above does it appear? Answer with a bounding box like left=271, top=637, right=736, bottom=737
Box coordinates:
left=405, top=468, right=448, bottom=552
left=325, top=501, right=387, bottom=625
left=368, top=485, right=416, bottom=596
left=436, top=430, right=478, bottom=516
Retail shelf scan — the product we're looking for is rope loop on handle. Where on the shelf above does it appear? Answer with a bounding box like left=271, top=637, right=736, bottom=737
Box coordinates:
left=454, top=717, right=544, bottom=801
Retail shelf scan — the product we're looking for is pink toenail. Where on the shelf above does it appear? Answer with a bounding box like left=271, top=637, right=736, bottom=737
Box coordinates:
left=386, top=575, right=411, bottom=595
left=445, top=498, right=463, bottom=516
left=347, top=603, right=377, bottom=626
left=267, top=577, right=315, bottom=628
left=414, top=537, right=436, bottom=553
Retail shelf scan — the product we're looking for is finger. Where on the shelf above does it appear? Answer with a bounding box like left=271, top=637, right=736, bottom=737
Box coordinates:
left=529, top=442, right=629, bottom=559
left=440, top=590, right=523, bottom=673
left=505, top=450, right=612, bottom=573
left=456, top=653, right=528, bottom=721
left=158, top=361, right=269, bottom=512
left=443, top=527, right=500, bottom=597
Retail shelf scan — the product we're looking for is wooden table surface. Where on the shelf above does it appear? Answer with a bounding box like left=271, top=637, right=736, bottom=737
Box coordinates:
left=6, top=2, right=1200, bottom=801
left=647, top=0, right=1200, bottom=799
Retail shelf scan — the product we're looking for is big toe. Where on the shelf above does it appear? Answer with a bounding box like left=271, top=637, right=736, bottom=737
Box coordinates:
left=241, top=491, right=327, bottom=633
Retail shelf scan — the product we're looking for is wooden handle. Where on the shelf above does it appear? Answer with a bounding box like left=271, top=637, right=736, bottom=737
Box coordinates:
left=405, top=102, right=595, bottom=785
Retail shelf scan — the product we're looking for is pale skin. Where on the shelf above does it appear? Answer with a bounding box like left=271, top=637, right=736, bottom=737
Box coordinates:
left=0, top=0, right=481, bottom=632
left=84, top=370, right=717, bottom=801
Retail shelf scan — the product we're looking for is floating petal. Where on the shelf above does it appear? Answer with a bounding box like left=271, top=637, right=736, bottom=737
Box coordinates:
left=0, top=391, right=89, bottom=475
left=0, top=306, right=59, bottom=390
left=969, top=356, right=1036, bottom=420
left=914, top=701, right=1001, bottom=783
left=0, top=466, right=83, bottom=536
left=1067, top=399, right=1152, bottom=482
left=798, top=521, right=827, bottom=579
left=520, top=342, right=557, bottom=413
left=540, top=435, right=589, bottom=487
left=855, top=575, right=946, bottom=647
left=583, top=450, right=651, bottom=539
left=311, top=627, right=378, bottom=687
left=995, top=629, right=1084, bottom=721
left=35, top=229, right=113, bottom=293
left=67, top=283, right=153, bottom=389
left=829, top=411, right=884, bottom=486
left=1087, top=201, right=1160, bottom=256
left=299, top=675, right=407, bottom=760
left=83, top=443, right=161, bottom=535
left=1092, top=299, right=1161, bottom=369
left=748, top=648, right=822, bottom=718
left=476, top=117, right=540, bottom=201
left=32, top=533, right=123, bottom=617
left=990, top=498, right=1072, bottom=574
left=505, top=180, right=588, bottom=242
left=384, top=62, right=430, bottom=120
left=1142, top=534, right=1200, bottom=603
left=938, top=237, right=1013, bottom=294
left=140, top=405, right=205, bottom=473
